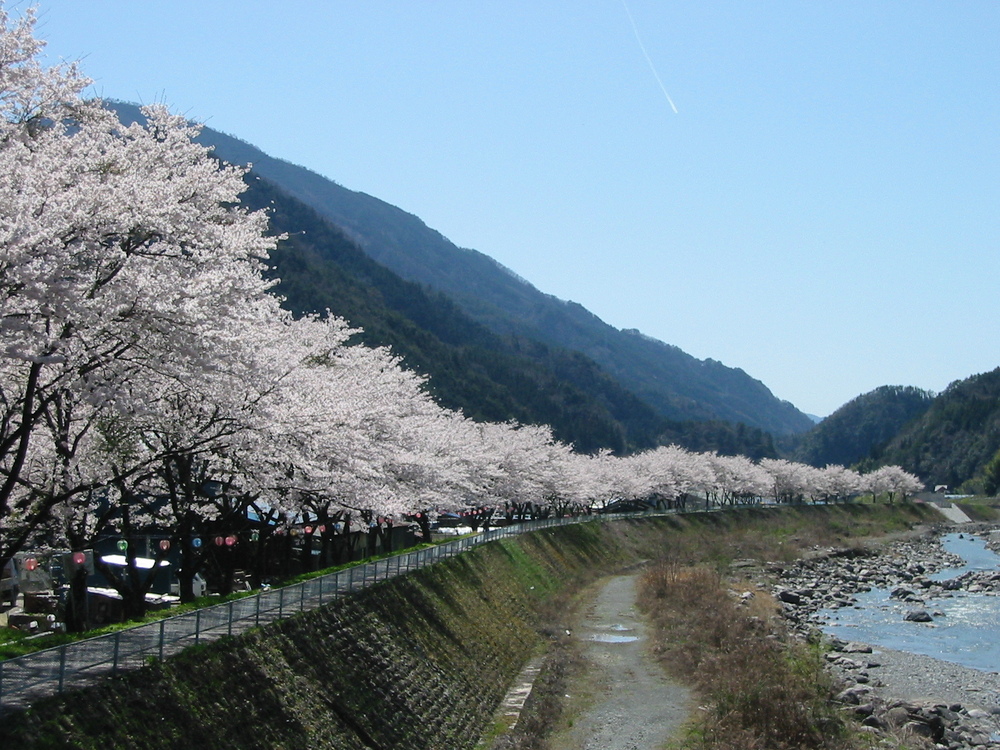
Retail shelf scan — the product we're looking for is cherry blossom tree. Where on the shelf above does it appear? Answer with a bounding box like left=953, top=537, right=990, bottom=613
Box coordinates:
left=642, top=445, right=714, bottom=510
left=863, top=465, right=923, bottom=504
left=0, top=8, right=283, bottom=588
left=708, top=453, right=770, bottom=506
left=759, top=459, right=810, bottom=504
left=815, top=464, right=863, bottom=504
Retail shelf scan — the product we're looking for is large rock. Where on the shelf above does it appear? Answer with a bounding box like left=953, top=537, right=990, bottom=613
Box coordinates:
left=904, top=609, right=933, bottom=622
left=777, top=589, right=802, bottom=605
left=842, top=641, right=873, bottom=653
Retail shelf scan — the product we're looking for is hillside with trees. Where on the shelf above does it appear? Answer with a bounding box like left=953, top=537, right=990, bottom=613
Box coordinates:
left=863, top=369, right=1000, bottom=491
left=243, top=174, right=666, bottom=454
left=169, top=111, right=814, bottom=438
left=243, top=174, right=782, bottom=459
left=792, top=385, right=934, bottom=469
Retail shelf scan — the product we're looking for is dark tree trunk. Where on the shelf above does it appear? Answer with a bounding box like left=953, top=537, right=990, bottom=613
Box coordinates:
left=64, top=568, right=89, bottom=633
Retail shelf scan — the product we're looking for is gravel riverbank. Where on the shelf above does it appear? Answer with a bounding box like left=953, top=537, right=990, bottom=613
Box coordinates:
left=773, top=524, right=1000, bottom=748
left=862, top=646, right=1000, bottom=711
left=827, top=641, right=1000, bottom=748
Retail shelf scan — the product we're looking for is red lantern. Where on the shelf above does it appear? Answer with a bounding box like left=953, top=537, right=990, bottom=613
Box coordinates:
left=225, top=535, right=237, bottom=547
left=24, top=557, right=38, bottom=571
left=214, top=536, right=225, bottom=546
left=72, top=552, right=86, bottom=566
left=317, top=525, right=326, bottom=533
left=159, top=539, right=170, bottom=551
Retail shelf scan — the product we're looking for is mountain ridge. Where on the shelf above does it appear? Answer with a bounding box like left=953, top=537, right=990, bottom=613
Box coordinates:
left=792, top=385, right=935, bottom=469
left=188, top=120, right=812, bottom=436
left=110, top=101, right=812, bottom=436
left=864, top=369, right=1000, bottom=490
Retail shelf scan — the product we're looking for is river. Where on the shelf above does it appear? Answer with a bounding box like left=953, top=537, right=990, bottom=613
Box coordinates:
left=821, top=533, right=1000, bottom=673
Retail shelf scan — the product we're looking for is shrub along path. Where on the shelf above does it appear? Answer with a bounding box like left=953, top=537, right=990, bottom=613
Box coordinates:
left=547, top=574, right=692, bottom=750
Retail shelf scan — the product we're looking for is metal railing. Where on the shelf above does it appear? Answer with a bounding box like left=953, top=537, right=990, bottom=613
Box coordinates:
left=0, top=511, right=638, bottom=716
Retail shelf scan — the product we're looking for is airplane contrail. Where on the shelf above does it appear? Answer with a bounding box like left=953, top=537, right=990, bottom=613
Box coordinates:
left=621, top=0, right=678, bottom=114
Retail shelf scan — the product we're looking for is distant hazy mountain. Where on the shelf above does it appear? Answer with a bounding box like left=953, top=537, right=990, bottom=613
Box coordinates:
left=149, top=119, right=807, bottom=437
left=792, top=385, right=934, bottom=468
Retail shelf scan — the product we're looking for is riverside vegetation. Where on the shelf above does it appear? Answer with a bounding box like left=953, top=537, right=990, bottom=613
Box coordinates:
left=0, top=503, right=941, bottom=749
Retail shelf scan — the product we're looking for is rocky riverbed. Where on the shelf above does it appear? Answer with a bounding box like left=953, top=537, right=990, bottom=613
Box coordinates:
left=769, top=526, right=1000, bottom=749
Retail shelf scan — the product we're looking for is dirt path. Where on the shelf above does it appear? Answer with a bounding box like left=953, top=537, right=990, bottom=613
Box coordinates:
left=547, top=574, right=692, bottom=750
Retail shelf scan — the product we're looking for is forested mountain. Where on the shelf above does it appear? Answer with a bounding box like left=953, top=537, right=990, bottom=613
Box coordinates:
left=161, top=106, right=813, bottom=437
left=863, top=369, right=1000, bottom=490
left=240, top=174, right=779, bottom=458
left=242, top=175, right=659, bottom=453
left=792, top=385, right=934, bottom=468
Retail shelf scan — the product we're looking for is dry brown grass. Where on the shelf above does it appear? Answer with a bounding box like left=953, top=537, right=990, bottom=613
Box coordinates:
left=640, top=563, right=852, bottom=750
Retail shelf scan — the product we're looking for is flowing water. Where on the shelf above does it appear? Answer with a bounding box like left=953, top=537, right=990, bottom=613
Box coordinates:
left=821, top=533, right=1000, bottom=672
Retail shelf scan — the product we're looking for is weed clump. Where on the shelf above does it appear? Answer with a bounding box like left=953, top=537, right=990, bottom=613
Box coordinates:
left=640, top=563, right=850, bottom=750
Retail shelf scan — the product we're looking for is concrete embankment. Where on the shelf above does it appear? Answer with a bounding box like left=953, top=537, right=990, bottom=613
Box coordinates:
left=0, top=504, right=938, bottom=749
left=0, top=521, right=646, bottom=749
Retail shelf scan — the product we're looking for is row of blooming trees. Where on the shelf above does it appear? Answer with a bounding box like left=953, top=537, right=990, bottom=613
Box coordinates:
left=0, top=8, right=923, bottom=624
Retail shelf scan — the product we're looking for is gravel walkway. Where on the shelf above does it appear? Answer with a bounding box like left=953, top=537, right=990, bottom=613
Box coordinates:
left=548, top=575, right=691, bottom=750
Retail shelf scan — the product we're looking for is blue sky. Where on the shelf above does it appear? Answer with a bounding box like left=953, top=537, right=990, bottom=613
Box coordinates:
left=26, top=1, right=1000, bottom=417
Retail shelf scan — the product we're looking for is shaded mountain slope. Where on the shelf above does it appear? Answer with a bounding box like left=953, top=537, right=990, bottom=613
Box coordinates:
left=246, top=176, right=779, bottom=458
left=184, top=112, right=812, bottom=436
left=243, top=175, right=667, bottom=454
left=865, top=369, right=1000, bottom=489
left=792, top=385, right=934, bottom=468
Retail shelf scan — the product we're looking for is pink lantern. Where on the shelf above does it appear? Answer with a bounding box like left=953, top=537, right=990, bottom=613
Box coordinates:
left=159, top=539, right=170, bottom=551
left=72, top=552, right=86, bottom=566
left=304, top=526, right=313, bottom=535
left=24, top=558, right=38, bottom=571
left=225, top=535, right=237, bottom=547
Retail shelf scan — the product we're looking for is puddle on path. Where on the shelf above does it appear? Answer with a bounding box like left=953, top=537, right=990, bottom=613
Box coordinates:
left=589, top=633, right=639, bottom=643
left=587, top=621, right=639, bottom=643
